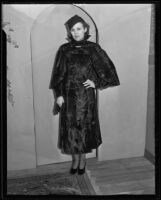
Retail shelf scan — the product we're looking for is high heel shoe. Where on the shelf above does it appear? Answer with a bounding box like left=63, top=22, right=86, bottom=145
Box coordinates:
left=78, top=162, right=86, bottom=175
left=70, top=167, right=78, bottom=175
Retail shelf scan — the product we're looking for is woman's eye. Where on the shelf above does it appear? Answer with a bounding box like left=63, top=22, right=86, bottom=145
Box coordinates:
left=71, top=27, right=82, bottom=32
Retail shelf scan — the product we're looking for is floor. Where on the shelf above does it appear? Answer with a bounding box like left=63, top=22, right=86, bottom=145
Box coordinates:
left=86, top=156, right=155, bottom=195
left=7, top=156, right=155, bottom=195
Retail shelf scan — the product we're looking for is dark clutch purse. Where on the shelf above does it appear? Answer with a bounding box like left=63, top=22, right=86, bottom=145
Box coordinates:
left=53, top=101, right=60, bottom=115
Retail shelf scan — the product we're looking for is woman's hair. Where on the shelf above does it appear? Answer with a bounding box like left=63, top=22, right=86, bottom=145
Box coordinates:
left=65, top=21, right=91, bottom=42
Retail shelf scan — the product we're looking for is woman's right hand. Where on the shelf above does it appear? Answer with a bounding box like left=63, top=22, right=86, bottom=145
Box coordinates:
left=56, top=96, right=64, bottom=107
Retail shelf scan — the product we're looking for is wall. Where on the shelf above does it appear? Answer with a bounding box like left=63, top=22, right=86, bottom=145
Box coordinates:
left=4, top=4, right=152, bottom=170
left=3, top=5, right=36, bottom=170
left=145, top=5, right=155, bottom=157
left=84, top=4, right=151, bottom=160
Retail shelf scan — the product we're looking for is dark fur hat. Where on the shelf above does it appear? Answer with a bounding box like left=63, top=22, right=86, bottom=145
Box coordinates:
left=64, top=15, right=87, bottom=30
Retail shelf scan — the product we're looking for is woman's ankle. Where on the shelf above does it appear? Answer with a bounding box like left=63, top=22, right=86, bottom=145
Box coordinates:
left=79, top=157, right=86, bottom=169
left=71, top=155, right=79, bottom=168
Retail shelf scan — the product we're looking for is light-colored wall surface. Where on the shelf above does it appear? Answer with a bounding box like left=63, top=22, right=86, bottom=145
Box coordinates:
left=4, top=5, right=36, bottom=170
left=4, top=4, right=151, bottom=170
left=84, top=4, right=151, bottom=160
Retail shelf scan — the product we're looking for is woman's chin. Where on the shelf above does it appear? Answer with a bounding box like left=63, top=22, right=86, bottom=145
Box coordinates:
left=74, top=38, right=83, bottom=41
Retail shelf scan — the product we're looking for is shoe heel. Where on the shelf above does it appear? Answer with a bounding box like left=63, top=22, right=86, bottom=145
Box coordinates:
left=70, top=167, right=78, bottom=175
left=78, top=162, right=86, bottom=175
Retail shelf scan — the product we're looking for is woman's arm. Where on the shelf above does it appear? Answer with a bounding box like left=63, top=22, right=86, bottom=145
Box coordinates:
left=49, top=45, right=67, bottom=98
left=91, top=43, right=120, bottom=90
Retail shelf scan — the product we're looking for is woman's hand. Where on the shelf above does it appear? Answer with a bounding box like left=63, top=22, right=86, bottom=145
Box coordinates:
left=56, top=96, right=64, bottom=107
left=83, top=79, right=95, bottom=88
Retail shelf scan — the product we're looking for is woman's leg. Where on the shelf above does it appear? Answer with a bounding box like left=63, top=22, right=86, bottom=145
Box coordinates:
left=79, top=153, right=86, bottom=169
left=71, top=154, right=79, bottom=169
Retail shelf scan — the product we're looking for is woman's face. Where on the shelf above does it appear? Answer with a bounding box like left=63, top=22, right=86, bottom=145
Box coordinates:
left=70, top=22, right=87, bottom=41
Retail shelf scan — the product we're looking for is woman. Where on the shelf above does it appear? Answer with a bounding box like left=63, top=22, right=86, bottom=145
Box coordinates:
left=49, top=15, right=120, bottom=175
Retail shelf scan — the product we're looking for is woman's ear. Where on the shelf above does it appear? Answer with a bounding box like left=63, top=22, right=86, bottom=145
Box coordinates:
left=84, top=27, right=87, bottom=33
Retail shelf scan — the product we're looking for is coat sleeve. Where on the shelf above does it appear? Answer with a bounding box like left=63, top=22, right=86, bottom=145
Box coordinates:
left=49, top=46, right=66, bottom=98
left=91, top=44, right=120, bottom=90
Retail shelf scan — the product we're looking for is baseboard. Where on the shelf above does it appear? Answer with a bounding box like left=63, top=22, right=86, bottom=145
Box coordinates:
left=144, top=149, right=155, bottom=165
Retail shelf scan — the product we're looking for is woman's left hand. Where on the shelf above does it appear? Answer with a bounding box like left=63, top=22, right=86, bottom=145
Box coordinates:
left=83, top=79, right=95, bottom=88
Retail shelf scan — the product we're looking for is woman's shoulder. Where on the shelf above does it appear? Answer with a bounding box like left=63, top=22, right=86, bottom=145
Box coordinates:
left=86, top=41, right=102, bottom=49
left=57, top=41, right=102, bottom=51
left=58, top=42, right=70, bottom=51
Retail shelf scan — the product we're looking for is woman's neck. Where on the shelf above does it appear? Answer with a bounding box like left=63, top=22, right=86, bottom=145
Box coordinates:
left=71, top=38, right=87, bottom=45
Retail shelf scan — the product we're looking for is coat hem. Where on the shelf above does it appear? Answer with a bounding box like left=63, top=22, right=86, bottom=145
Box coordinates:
left=58, top=142, right=102, bottom=155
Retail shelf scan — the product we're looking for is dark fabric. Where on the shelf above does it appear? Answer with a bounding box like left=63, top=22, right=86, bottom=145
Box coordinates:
left=49, top=40, right=120, bottom=154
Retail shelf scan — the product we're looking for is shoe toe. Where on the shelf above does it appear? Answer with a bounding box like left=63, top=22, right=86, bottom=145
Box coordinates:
left=70, top=168, right=77, bottom=174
